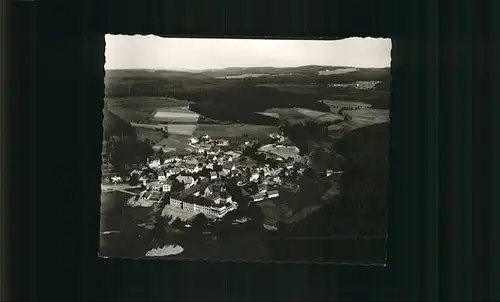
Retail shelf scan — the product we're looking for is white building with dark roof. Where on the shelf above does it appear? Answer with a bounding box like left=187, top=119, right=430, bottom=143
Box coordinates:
left=111, top=176, right=123, bottom=183
left=250, top=173, right=260, bottom=182
left=162, top=180, right=172, bottom=192
left=267, top=190, right=279, bottom=199
left=252, top=193, right=265, bottom=202
left=157, top=171, right=167, bottom=181
left=176, top=175, right=196, bottom=188
left=219, top=168, right=230, bottom=177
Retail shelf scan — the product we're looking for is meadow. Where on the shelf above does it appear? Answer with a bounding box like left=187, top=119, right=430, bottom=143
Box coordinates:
left=165, top=124, right=198, bottom=136
left=153, top=110, right=200, bottom=123
left=136, top=128, right=166, bottom=145
left=193, top=124, right=278, bottom=139
left=154, top=135, right=191, bottom=153
left=105, top=97, right=189, bottom=123
left=345, top=108, right=390, bottom=127
left=258, top=144, right=301, bottom=159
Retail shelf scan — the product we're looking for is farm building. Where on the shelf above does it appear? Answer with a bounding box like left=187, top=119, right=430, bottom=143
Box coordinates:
left=267, top=190, right=280, bottom=199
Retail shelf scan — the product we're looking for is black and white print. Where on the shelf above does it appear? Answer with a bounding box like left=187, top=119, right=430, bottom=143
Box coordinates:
left=100, top=35, right=391, bottom=263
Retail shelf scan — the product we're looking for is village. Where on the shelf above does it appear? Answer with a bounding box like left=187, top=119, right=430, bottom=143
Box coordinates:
left=102, top=131, right=341, bottom=229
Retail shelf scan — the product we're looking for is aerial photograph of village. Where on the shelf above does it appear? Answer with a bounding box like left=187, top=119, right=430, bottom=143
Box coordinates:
left=100, top=35, right=391, bottom=263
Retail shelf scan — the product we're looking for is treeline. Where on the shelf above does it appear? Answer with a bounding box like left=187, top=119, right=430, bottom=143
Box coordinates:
left=190, top=102, right=281, bottom=126
left=279, top=119, right=331, bottom=155
left=184, top=86, right=331, bottom=125
left=103, top=137, right=154, bottom=175
left=102, top=109, right=155, bottom=174
left=185, top=85, right=331, bottom=111
left=274, top=122, right=390, bottom=238
left=102, top=108, right=137, bottom=141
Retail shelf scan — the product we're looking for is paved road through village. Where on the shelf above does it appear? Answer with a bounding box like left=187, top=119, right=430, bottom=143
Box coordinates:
left=101, top=184, right=139, bottom=195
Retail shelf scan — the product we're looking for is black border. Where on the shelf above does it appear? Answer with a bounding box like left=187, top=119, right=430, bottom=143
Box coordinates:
left=12, top=0, right=491, bottom=300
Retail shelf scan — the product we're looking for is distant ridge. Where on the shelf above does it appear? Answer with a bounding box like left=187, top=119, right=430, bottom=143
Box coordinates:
left=105, top=65, right=389, bottom=79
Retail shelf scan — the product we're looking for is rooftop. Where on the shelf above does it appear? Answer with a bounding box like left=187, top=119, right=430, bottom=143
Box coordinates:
left=208, top=192, right=221, bottom=200
left=257, top=183, right=268, bottom=190
left=252, top=193, right=266, bottom=200
left=193, top=196, right=212, bottom=207
left=181, top=184, right=201, bottom=196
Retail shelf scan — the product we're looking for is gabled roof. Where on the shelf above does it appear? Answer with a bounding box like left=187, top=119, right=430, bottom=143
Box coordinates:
left=205, top=182, right=222, bottom=192
left=210, top=203, right=226, bottom=209
left=252, top=193, right=265, bottom=200
left=194, top=197, right=212, bottom=206
left=207, top=191, right=221, bottom=201
left=181, top=184, right=201, bottom=196
left=176, top=175, right=194, bottom=183
left=257, top=183, right=268, bottom=190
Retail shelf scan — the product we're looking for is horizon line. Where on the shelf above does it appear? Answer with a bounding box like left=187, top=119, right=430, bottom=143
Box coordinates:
left=104, top=65, right=390, bottom=71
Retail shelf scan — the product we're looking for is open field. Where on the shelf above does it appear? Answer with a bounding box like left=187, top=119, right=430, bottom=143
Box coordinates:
left=105, top=97, right=190, bottom=122
left=106, top=97, right=188, bottom=111
left=327, top=124, right=344, bottom=131
left=317, top=113, right=344, bottom=123
left=318, top=68, right=358, bottom=75
left=295, top=107, right=344, bottom=122
left=161, top=204, right=198, bottom=221
left=262, top=108, right=309, bottom=124
left=193, top=124, right=278, bottom=139
left=255, top=111, right=280, bottom=119
left=345, top=108, right=390, bottom=126
left=132, top=123, right=198, bottom=137
left=258, top=107, right=343, bottom=124
left=259, top=144, right=301, bottom=159
left=216, top=73, right=270, bottom=79
left=321, top=99, right=372, bottom=108
left=295, top=108, right=330, bottom=118
left=154, top=134, right=191, bottom=151
left=136, top=128, right=166, bottom=144
left=165, top=124, right=198, bottom=136
left=153, top=107, right=200, bottom=123
left=133, top=122, right=279, bottom=139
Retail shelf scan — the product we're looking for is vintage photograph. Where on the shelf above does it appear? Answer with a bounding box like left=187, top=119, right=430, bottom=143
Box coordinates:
left=100, top=35, right=391, bottom=263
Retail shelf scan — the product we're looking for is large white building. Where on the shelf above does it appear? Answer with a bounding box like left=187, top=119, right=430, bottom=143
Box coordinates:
left=168, top=179, right=235, bottom=219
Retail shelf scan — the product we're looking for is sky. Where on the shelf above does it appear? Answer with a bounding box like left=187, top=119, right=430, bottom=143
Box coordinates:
left=105, top=35, right=391, bottom=70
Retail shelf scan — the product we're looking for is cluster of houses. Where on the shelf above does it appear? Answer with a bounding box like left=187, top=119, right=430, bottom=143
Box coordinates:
left=169, top=179, right=236, bottom=218
left=126, top=134, right=308, bottom=216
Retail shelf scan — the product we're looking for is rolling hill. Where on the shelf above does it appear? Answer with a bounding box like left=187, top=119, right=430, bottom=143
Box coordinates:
left=104, top=66, right=391, bottom=124
left=106, top=66, right=390, bottom=80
